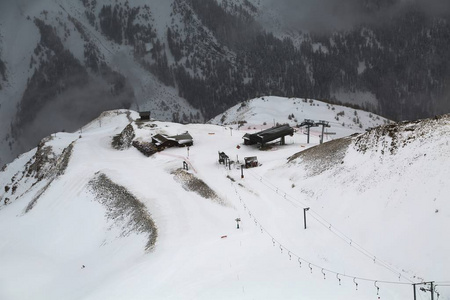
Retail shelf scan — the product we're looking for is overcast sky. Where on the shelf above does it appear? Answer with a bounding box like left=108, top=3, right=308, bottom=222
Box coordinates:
left=269, top=0, right=450, bottom=32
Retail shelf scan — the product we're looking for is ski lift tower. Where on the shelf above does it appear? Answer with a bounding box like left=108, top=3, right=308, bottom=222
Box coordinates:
left=316, top=120, right=331, bottom=144
left=299, top=119, right=318, bottom=144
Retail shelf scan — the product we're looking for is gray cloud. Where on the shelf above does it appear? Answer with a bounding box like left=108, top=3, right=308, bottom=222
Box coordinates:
left=15, top=76, right=132, bottom=155
left=268, top=0, right=450, bottom=32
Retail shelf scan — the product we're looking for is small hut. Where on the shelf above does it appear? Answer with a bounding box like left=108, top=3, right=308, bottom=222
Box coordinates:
left=218, top=151, right=229, bottom=164
left=139, top=111, right=151, bottom=121
left=244, top=156, right=258, bottom=168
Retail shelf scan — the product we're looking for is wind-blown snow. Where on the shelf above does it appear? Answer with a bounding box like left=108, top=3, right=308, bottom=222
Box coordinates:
left=0, top=100, right=449, bottom=299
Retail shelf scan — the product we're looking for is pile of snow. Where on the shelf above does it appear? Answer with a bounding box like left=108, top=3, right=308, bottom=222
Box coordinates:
left=0, top=105, right=449, bottom=300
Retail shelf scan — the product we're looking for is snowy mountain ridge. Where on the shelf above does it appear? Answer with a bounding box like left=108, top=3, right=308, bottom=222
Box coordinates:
left=0, top=97, right=449, bottom=299
left=209, top=96, right=390, bottom=136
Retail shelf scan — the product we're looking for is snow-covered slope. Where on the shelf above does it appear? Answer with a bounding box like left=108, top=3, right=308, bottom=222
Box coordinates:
left=0, top=103, right=449, bottom=299
left=210, top=96, right=390, bottom=140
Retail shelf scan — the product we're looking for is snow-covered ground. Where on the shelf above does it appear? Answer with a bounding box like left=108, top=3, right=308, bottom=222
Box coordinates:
left=210, top=96, right=389, bottom=139
left=0, top=100, right=449, bottom=299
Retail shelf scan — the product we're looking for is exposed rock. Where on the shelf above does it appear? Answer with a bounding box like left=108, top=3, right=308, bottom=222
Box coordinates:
left=27, top=137, right=56, bottom=180
left=88, top=172, right=158, bottom=251
left=132, top=140, right=158, bottom=157
left=112, top=124, right=135, bottom=150
left=354, top=114, right=450, bottom=155
left=172, top=169, right=227, bottom=206
left=288, top=137, right=352, bottom=177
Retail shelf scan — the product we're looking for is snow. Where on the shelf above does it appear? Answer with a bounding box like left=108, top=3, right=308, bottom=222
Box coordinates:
left=209, top=96, right=389, bottom=140
left=358, top=61, right=367, bottom=74
left=0, top=98, right=449, bottom=300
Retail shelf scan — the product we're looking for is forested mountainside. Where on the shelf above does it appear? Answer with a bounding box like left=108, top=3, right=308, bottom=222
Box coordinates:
left=76, top=0, right=450, bottom=122
left=1, top=0, right=450, bottom=165
left=159, top=0, right=450, bottom=121
left=0, top=57, right=6, bottom=90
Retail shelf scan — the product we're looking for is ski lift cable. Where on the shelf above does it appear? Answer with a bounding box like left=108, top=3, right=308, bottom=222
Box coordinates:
left=242, top=173, right=448, bottom=284
left=245, top=169, right=415, bottom=283
left=306, top=212, right=410, bottom=282
left=301, top=212, right=407, bottom=280
left=246, top=170, right=383, bottom=260
left=247, top=170, right=387, bottom=259
left=246, top=169, right=413, bottom=281
left=232, top=184, right=416, bottom=287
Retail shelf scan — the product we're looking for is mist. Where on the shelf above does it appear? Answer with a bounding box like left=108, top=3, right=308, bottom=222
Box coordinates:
left=269, top=0, right=450, bottom=32
left=14, top=76, right=133, bottom=157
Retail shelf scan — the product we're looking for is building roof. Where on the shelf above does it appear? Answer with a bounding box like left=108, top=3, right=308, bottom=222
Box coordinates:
left=152, top=132, right=193, bottom=147
left=152, top=134, right=169, bottom=145
left=139, top=111, right=151, bottom=120
left=169, top=132, right=193, bottom=142
left=244, top=156, right=258, bottom=162
left=243, top=124, right=294, bottom=145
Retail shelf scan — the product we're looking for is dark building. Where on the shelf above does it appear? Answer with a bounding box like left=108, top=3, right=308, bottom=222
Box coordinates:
left=244, top=156, right=258, bottom=168
left=151, top=132, right=193, bottom=150
left=243, top=125, right=294, bottom=146
left=139, top=111, right=151, bottom=120
left=218, top=151, right=229, bottom=164
left=170, top=132, right=194, bottom=147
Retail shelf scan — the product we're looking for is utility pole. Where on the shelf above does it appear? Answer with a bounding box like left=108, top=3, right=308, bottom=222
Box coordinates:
left=316, top=120, right=331, bottom=144
left=307, top=126, right=311, bottom=144
left=299, top=119, right=318, bottom=144
left=303, top=207, right=310, bottom=229
left=431, top=282, right=434, bottom=300
left=415, top=281, right=435, bottom=300
left=235, top=218, right=241, bottom=229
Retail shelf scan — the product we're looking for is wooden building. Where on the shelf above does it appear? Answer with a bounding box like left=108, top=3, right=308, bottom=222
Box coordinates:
left=139, top=111, right=151, bottom=120
left=151, top=132, right=193, bottom=150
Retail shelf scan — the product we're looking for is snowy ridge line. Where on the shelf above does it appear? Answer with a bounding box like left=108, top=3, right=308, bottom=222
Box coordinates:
left=231, top=183, right=415, bottom=288
left=245, top=168, right=415, bottom=284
